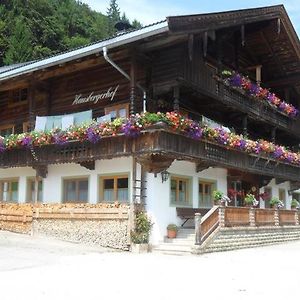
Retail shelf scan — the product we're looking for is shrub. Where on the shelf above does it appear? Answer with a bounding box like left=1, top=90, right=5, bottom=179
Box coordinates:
left=131, top=211, right=153, bottom=244
left=167, top=224, right=178, bottom=231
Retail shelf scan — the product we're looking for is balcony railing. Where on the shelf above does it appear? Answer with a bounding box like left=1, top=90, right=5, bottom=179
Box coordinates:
left=180, top=64, right=300, bottom=137
left=1, top=129, right=300, bottom=182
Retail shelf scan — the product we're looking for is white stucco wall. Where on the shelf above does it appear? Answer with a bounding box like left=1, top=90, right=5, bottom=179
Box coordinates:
left=0, top=157, right=133, bottom=204
left=259, top=179, right=292, bottom=209
left=146, top=160, right=227, bottom=244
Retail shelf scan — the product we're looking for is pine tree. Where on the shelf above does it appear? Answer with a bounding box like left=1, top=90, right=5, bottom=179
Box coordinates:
left=4, top=17, right=33, bottom=65
left=106, top=0, right=121, bottom=35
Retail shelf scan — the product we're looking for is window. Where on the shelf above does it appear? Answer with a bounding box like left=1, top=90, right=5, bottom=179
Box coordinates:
left=199, top=181, right=216, bottom=208
left=23, top=122, right=30, bottom=133
left=0, top=179, right=18, bottom=202
left=264, top=187, right=272, bottom=208
left=100, top=175, right=129, bottom=203
left=26, top=178, right=43, bottom=203
left=0, top=124, right=14, bottom=137
left=105, top=103, right=129, bottom=121
left=10, top=88, right=28, bottom=104
left=63, top=178, right=88, bottom=203
left=170, top=176, right=190, bottom=205
left=279, top=189, right=286, bottom=209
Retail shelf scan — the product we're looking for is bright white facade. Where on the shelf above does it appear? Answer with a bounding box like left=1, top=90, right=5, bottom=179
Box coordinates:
left=0, top=157, right=296, bottom=245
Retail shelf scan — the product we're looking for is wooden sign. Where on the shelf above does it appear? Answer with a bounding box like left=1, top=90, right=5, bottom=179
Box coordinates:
left=72, top=85, right=119, bottom=105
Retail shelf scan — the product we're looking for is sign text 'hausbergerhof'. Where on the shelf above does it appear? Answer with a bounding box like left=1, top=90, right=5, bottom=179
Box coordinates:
left=72, top=85, right=119, bottom=105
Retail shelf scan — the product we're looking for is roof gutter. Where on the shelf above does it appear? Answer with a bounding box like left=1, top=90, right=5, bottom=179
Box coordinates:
left=0, top=21, right=168, bottom=82
left=103, top=46, right=147, bottom=113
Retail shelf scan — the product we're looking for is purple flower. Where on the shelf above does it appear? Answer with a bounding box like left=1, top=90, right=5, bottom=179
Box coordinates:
left=273, top=146, right=284, bottom=159
left=122, top=121, right=141, bottom=138
left=0, top=139, right=5, bottom=153
left=21, top=136, right=32, bottom=148
left=254, top=142, right=261, bottom=154
left=229, top=73, right=242, bottom=87
left=87, top=127, right=101, bottom=144
left=53, top=132, right=68, bottom=145
left=186, top=122, right=202, bottom=140
left=279, top=102, right=286, bottom=111
left=239, top=139, right=247, bottom=150
left=249, top=83, right=259, bottom=96
left=285, top=153, right=294, bottom=163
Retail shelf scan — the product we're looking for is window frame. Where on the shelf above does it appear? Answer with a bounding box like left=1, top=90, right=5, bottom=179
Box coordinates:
left=26, top=177, right=43, bottom=203
left=170, top=175, right=192, bottom=207
left=0, top=178, right=19, bottom=202
left=8, top=88, right=28, bottom=107
left=99, top=173, right=130, bottom=203
left=198, top=179, right=217, bottom=208
left=0, top=124, right=15, bottom=137
left=105, top=103, right=129, bottom=120
left=62, top=176, right=89, bottom=203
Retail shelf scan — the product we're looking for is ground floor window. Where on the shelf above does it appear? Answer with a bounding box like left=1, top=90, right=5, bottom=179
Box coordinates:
left=63, top=178, right=88, bottom=203
left=279, top=188, right=286, bottom=209
left=26, top=178, right=43, bottom=203
left=0, top=179, right=18, bottom=202
left=100, top=175, right=129, bottom=203
left=170, top=176, right=190, bottom=206
left=199, top=180, right=216, bottom=208
left=264, top=187, right=272, bottom=208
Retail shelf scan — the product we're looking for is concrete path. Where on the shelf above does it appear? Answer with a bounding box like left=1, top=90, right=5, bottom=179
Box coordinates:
left=0, top=231, right=299, bottom=300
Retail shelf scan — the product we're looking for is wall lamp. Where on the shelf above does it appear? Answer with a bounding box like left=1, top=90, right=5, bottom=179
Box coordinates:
left=161, top=170, right=170, bottom=183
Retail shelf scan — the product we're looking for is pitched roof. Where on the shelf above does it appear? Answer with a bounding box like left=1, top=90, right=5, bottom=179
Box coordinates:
left=0, top=20, right=168, bottom=82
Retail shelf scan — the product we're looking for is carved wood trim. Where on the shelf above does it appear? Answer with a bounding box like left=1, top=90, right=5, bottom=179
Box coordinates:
left=79, top=161, right=95, bottom=170
left=33, top=165, right=48, bottom=178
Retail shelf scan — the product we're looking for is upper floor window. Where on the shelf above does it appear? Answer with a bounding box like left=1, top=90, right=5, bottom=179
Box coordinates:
left=105, top=103, right=129, bottom=120
left=9, top=88, right=28, bottom=105
left=0, top=124, right=14, bottom=137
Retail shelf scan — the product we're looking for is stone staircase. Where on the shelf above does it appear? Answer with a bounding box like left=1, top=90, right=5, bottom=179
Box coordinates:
left=194, top=226, right=300, bottom=254
left=152, top=228, right=195, bottom=255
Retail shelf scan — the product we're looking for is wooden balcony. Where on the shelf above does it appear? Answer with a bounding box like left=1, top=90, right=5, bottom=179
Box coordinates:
left=1, top=129, right=300, bottom=182
left=179, top=63, right=300, bottom=138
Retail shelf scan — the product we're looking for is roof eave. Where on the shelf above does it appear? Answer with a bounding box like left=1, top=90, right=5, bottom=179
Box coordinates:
left=0, top=21, right=168, bottom=82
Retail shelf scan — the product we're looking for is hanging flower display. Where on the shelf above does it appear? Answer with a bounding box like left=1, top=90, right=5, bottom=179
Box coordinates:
left=221, top=70, right=299, bottom=118
left=0, top=112, right=300, bottom=167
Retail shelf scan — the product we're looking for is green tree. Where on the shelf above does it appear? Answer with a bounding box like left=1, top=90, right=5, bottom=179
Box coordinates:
left=4, top=17, right=33, bottom=65
left=107, top=0, right=121, bottom=35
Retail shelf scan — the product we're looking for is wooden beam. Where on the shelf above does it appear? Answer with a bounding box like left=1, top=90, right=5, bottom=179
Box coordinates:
left=33, top=165, right=48, bottom=178
left=79, top=161, right=95, bottom=170
left=265, top=73, right=300, bottom=88
left=130, top=55, right=137, bottom=115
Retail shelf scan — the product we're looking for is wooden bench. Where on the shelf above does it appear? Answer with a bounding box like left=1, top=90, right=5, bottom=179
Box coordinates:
left=176, top=207, right=210, bottom=227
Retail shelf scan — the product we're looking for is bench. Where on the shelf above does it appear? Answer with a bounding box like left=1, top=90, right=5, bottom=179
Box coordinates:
left=176, top=207, right=210, bottom=227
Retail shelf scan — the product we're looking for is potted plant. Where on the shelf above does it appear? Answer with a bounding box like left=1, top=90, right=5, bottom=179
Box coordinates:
left=167, top=224, right=178, bottom=238
left=213, top=190, right=224, bottom=205
left=269, top=197, right=284, bottom=209
left=244, top=193, right=259, bottom=207
left=291, top=199, right=299, bottom=210
left=130, top=211, right=153, bottom=253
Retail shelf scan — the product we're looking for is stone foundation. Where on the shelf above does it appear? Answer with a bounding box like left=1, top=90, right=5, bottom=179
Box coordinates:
left=33, top=219, right=129, bottom=250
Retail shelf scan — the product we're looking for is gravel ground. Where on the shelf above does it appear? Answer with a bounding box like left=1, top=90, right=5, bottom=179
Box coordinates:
left=0, top=231, right=299, bottom=300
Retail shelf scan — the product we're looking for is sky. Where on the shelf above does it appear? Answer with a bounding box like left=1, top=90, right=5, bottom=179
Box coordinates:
left=81, top=0, right=300, bottom=34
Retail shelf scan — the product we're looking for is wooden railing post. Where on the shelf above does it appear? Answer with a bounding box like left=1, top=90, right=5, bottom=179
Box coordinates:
left=219, top=206, right=225, bottom=227
left=295, top=211, right=299, bottom=226
left=249, top=207, right=256, bottom=227
left=274, top=208, right=280, bottom=226
left=195, top=213, right=202, bottom=245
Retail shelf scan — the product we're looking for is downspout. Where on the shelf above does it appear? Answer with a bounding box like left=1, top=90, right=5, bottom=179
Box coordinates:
left=103, top=46, right=147, bottom=113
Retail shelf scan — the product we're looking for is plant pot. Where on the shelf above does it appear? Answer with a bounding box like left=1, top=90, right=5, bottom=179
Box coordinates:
left=130, top=243, right=149, bottom=254
left=167, top=229, right=177, bottom=239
